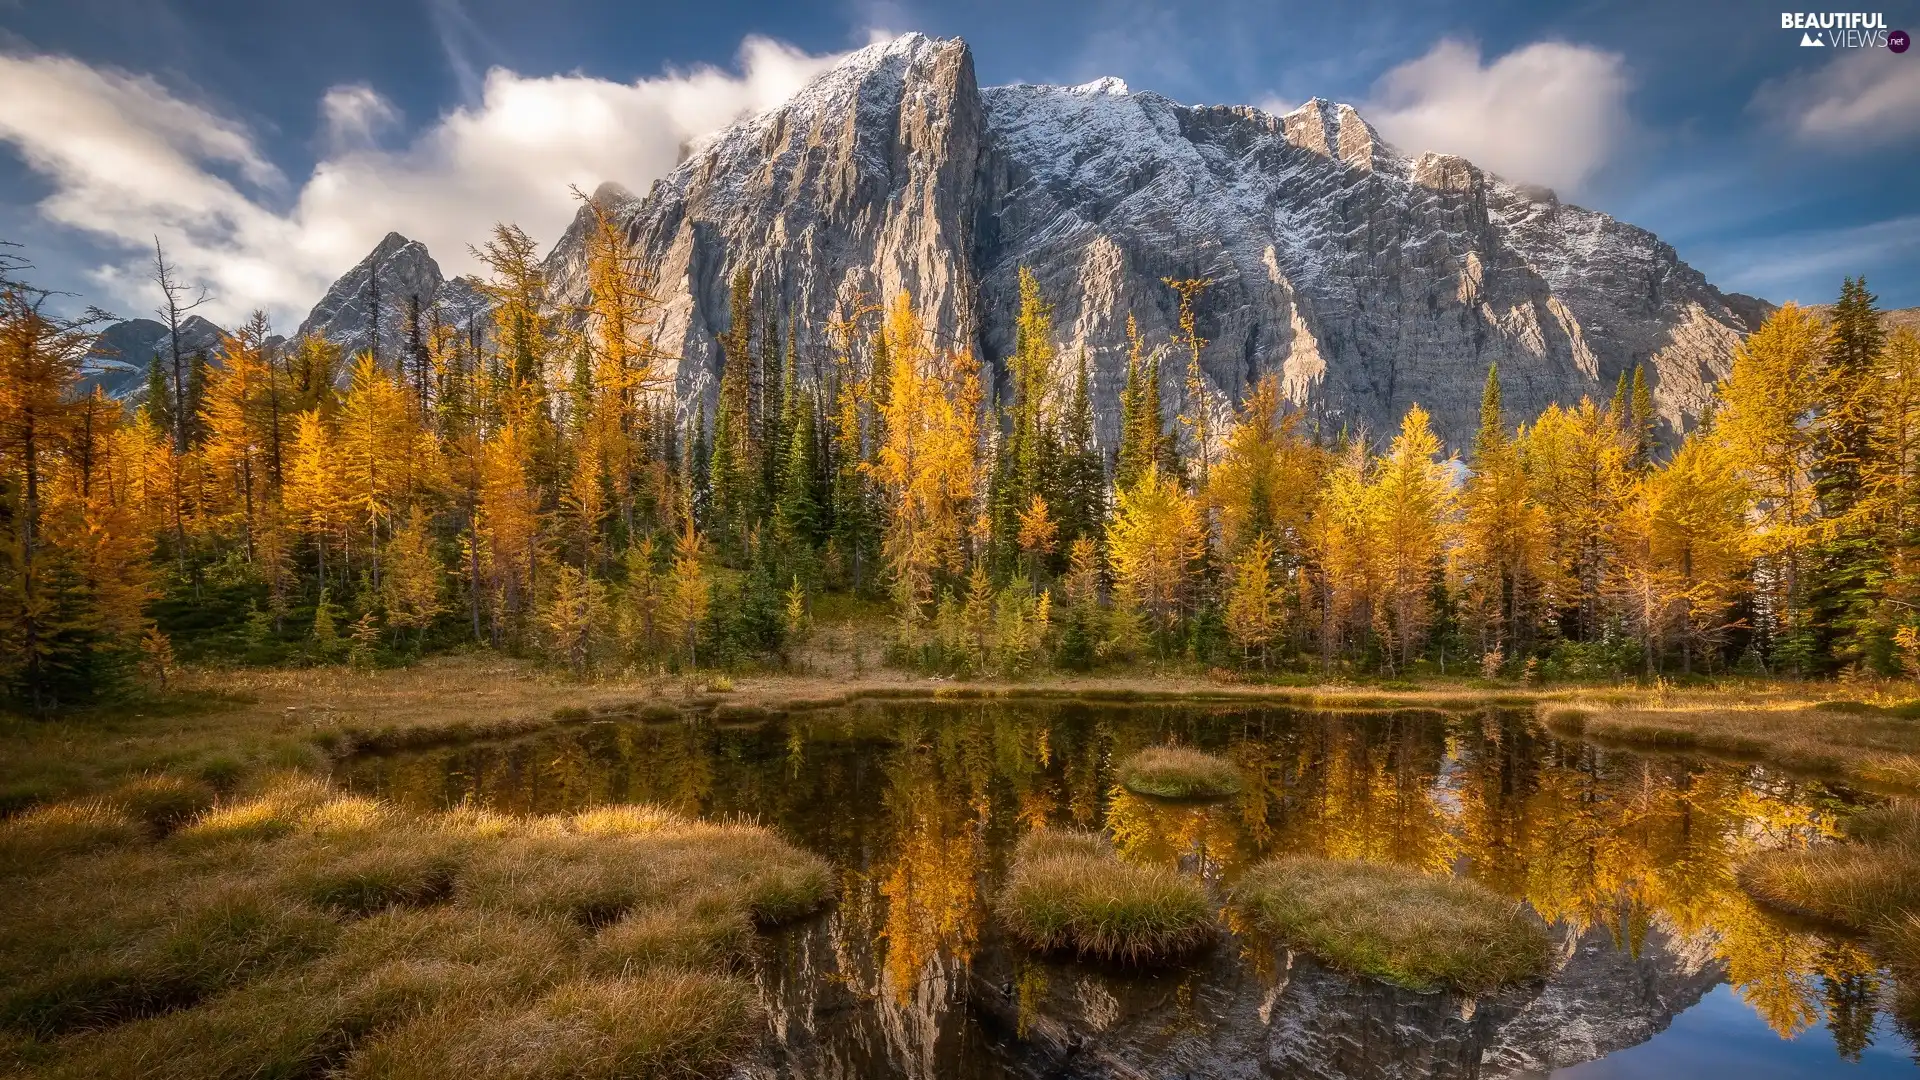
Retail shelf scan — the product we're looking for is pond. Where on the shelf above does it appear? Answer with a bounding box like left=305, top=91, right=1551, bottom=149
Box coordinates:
left=341, top=701, right=1919, bottom=1079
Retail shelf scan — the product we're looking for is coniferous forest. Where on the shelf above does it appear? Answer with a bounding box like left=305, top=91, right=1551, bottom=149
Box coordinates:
left=3, top=212, right=1917, bottom=710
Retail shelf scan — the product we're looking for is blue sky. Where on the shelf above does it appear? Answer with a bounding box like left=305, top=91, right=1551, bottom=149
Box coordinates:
left=0, top=0, right=1915, bottom=325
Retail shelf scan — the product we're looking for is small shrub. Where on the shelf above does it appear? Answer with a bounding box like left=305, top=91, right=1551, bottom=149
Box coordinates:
left=998, top=828, right=1214, bottom=963
left=1231, top=856, right=1552, bottom=994
left=1116, top=746, right=1241, bottom=800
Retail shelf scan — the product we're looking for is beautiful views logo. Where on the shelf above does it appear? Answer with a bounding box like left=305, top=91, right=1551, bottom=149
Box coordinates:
left=1780, top=11, right=1907, bottom=47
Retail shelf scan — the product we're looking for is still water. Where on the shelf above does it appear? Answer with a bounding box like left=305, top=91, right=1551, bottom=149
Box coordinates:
left=342, top=701, right=1919, bottom=1078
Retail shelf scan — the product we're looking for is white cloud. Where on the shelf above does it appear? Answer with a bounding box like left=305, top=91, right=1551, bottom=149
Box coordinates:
left=320, top=85, right=401, bottom=153
left=1751, top=47, right=1920, bottom=147
left=1361, top=38, right=1631, bottom=194
left=0, top=36, right=848, bottom=327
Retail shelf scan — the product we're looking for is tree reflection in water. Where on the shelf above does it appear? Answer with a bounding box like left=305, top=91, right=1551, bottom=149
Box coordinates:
left=344, top=701, right=1914, bottom=1077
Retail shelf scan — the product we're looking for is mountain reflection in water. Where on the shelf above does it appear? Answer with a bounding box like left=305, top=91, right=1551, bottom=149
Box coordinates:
left=342, top=701, right=1920, bottom=1078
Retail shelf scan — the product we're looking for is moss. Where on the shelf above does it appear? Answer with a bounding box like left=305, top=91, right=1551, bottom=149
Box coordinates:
left=1231, top=856, right=1552, bottom=994
left=998, top=829, right=1214, bottom=963
left=1116, top=746, right=1241, bottom=800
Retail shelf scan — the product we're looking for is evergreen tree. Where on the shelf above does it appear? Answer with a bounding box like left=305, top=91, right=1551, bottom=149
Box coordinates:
left=1809, top=276, right=1889, bottom=670
left=989, top=267, right=1059, bottom=573
left=1055, top=349, right=1106, bottom=549
left=710, top=268, right=759, bottom=555
left=144, top=351, right=174, bottom=435
left=1630, top=364, right=1656, bottom=470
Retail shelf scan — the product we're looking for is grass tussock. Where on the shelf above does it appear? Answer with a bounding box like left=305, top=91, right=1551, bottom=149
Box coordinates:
left=998, top=828, right=1214, bottom=963
left=1231, top=856, right=1552, bottom=994
left=1738, top=800, right=1920, bottom=930
left=0, top=777, right=832, bottom=1079
left=0, top=802, right=143, bottom=874
left=342, top=971, right=755, bottom=1080
left=1116, top=746, right=1242, bottom=800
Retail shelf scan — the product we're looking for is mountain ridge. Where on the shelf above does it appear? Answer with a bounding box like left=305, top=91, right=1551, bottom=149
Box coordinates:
left=90, top=33, right=1813, bottom=450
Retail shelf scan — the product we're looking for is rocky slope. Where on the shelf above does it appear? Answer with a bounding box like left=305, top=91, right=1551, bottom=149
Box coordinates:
left=113, top=33, right=1762, bottom=448
left=537, top=32, right=1756, bottom=449
left=293, top=231, right=489, bottom=364
left=81, top=314, right=227, bottom=401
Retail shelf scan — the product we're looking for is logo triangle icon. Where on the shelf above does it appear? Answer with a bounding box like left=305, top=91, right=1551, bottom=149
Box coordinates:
left=1800, top=31, right=1825, bottom=45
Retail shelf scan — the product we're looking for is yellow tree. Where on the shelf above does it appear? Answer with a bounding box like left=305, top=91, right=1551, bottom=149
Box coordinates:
left=1225, top=534, right=1281, bottom=668
left=1309, top=438, right=1385, bottom=668
left=1650, top=432, right=1750, bottom=672
left=1208, top=373, right=1323, bottom=561
left=662, top=522, right=709, bottom=667
left=867, top=294, right=980, bottom=630
left=475, top=422, right=541, bottom=644
left=1015, top=494, right=1057, bottom=585
left=201, top=312, right=274, bottom=560
left=1521, top=399, right=1631, bottom=638
left=381, top=506, right=446, bottom=643
left=1106, top=464, right=1204, bottom=639
left=336, top=353, right=403, bottom=581
left=471, top=223, right=553, bottom=417
left=283, top=409, right=347, bottom=585
left=1715, top=304, right=1826, bottom=668
left=1455, top=366, right=1557, bottom=662
left=1166, top=277, right=1215, bottom=486
left=572, top=186, right=666, bottom=537
left=1371, top=404, right=1451, bottom=671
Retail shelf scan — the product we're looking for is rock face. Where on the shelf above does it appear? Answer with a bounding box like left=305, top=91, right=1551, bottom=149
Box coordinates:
left=83, top=314, right=227, bottom=401
left=294, top=231, right=489, bottom=366
left=536, top=32, right=1756, bottom=450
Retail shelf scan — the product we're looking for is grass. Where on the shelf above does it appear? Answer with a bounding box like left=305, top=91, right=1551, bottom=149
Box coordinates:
left=1546, top=697, right=1920, bottom=791
left=0, top=776, right=833, bottom=1079
left=1116, top=746, right=1242, bottom=800
left=997, top=828, right=1215, bottom=963
left=1230, top=856, right=1553, bottom=994
left=1738, top=802, right=1920, bottom=930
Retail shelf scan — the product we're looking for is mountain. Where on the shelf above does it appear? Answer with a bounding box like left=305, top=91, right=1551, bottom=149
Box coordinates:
left=82, top=314, right=227, bottom=402
left=293, top=231, right=489, bottom=364
left=537, top=32, right=1756, bottom=449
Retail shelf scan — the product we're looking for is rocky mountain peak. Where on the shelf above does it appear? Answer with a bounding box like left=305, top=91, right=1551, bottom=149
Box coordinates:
left=294, top=231, right=487, bottom=362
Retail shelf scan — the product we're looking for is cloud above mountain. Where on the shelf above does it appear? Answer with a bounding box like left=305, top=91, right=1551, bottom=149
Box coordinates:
left=0, top=37, right=845, bottom=325
left=1361, top=38, right=1632, bottom=195
left=1751, top=47, right=1920, bottom=147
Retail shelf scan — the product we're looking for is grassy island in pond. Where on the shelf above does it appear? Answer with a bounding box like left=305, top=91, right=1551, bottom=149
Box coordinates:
left=1739, top=803, right=1920, bottom=931
left=998, top=829, right=1215, bottom=963
left=1231, top=856, right=1553, bottom=994
left=0, top=777, right=831, bottom=1079
left=1116, top=746, right=1242, bottom=800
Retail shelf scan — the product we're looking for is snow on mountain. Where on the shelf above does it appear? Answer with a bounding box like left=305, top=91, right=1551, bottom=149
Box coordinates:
left=286, top=32, right=1755, bottom=449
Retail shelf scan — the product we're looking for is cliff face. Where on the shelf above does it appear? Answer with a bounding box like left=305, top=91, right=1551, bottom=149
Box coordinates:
left=293, top=231, right=489, bottom=366
left=531, top=32, right=1752, bottom=450
left=264, top=33, right=1751, bottom=450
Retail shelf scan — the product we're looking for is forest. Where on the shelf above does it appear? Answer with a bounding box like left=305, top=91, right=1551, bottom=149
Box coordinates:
left=3, top=203, right=1918, bottom=711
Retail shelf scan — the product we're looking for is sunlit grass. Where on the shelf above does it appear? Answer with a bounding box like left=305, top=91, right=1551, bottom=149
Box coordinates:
left=0, top=777, right=832, bottom=1078
left=1230, top=856, right=1552, bottom=994
left=997, top=828, right=1214, bottom=963
left=1116, top=746, right=1242, bottom=800
left=1739, top=800, right=1920, bottom=930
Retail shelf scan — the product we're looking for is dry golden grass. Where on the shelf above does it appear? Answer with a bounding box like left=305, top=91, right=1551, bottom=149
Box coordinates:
left=0, top=802, right=143, bottom=874
left=1231, top=856, right=1552, bottom=994
left=1545, top=697, right=1920, bottom=790
left=998, top=828, right=1215, bottom=963
left=1739, top=799, right=1920, bottom=930
left=0, top=777, right=832, bottom=1079
left=342, top=972, right=756, bottom=1080
left=1116, top=746, right=1242, bottom=800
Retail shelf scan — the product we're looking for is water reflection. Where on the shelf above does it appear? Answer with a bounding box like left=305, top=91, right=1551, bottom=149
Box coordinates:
left=342, top=702, right=1917, bottom=1078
